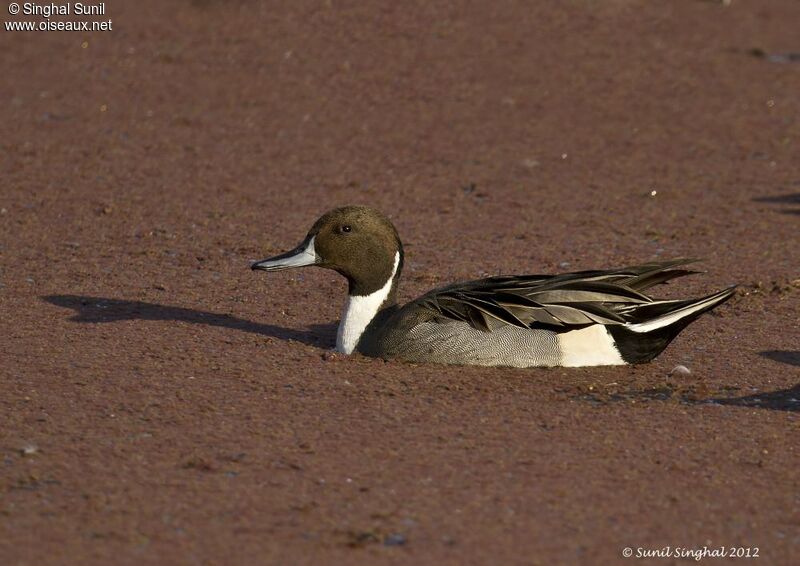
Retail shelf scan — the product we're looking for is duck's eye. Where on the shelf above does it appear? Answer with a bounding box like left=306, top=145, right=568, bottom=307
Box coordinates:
left=341, top=225, right=352, bottom=233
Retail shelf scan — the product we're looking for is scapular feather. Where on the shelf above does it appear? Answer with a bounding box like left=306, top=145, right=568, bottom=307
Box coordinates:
left=413, top=259, right=704, bottom=334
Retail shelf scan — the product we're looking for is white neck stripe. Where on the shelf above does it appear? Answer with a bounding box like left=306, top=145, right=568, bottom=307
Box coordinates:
left=335, top=252, right=400, bottom=354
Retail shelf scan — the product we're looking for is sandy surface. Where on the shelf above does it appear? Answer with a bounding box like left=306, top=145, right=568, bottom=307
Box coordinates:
left=1, top=1, right=799, bottom=564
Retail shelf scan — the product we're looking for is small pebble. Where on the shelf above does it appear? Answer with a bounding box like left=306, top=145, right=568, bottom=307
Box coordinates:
left=21, top=444, right=38, bottom=456
left=669, top=364, right=691, bottom=377
left=321, top=352, right=338, bottom=362
left=383, top=534, right=407, bottom=546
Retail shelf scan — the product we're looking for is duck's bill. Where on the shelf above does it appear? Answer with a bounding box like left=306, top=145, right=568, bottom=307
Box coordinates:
left=251, top=236, right=319, bottom=272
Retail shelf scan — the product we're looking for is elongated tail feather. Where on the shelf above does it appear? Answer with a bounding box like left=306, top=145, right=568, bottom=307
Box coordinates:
left=608, top=286, right=737, bottom=363
left=626, top=287, right=736, bottom=333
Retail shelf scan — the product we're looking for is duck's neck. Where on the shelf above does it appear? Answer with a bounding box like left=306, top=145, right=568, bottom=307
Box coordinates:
left=336, top=252, right=401, bottom=354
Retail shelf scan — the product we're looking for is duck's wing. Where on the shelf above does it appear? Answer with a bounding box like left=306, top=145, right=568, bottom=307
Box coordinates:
left=411, top=258, right=701, bottom=333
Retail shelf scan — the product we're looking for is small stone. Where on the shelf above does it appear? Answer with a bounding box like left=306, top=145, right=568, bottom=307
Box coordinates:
left=669, top=364, right=691, bottom=377
left=321, top=351, right=338, bottom=362
left=383, top=533, right=407, bottom=546
left=21, top=444, right=38, bottom=456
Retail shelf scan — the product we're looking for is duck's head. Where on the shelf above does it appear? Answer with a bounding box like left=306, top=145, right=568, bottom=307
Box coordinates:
left=251, top=206, right=403, bottom=297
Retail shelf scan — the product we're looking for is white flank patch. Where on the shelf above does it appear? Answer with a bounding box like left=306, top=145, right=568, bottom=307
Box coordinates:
left=336, top=252, right=400, bottom=354
left=558, top=324, right=626, bottom=367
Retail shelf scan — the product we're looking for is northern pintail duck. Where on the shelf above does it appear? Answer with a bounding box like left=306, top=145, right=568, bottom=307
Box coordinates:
left=251, top=206, right=735, bottom=368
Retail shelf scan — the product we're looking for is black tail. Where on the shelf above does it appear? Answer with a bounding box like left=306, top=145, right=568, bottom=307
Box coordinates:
left=608, top=287, right=737, bottom=364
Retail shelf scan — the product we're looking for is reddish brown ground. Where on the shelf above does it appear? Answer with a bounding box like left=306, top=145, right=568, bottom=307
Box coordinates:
left=2, top=1, right=799, bottom=564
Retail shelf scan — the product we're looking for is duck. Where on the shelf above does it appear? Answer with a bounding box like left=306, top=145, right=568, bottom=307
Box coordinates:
left=251, top=206, right=736, bottom=368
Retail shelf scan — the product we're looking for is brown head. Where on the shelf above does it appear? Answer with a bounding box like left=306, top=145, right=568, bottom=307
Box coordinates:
left=251, top=206, right=404, bottom=297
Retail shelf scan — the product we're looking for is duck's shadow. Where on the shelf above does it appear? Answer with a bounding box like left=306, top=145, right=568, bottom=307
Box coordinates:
left=706, top=351, right=800, bottom=412
left=752, top=192, right=800, bottom=215
left=576, top=351, right=800, bottom=412
left=43, top=295, right=337, bottom=349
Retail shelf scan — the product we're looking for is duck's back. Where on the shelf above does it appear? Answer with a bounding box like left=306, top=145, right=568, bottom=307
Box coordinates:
left=356, top=259, right=734, bottom=368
